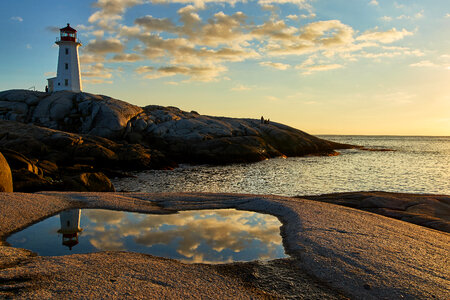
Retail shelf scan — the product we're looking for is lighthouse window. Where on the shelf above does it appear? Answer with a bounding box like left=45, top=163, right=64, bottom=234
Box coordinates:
left=65, top=63, right=68, bottom=70
left=65, top=48, right=69, bottom=55
left=65, top=79, right=68, bottom=86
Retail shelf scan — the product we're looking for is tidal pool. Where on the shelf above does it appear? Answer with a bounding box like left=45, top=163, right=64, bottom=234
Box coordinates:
left=7, top=209, right=287, bottom=264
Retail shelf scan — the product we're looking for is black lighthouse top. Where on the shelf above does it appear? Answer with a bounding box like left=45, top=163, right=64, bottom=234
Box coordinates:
left=60, top=23, right=77, bottom=42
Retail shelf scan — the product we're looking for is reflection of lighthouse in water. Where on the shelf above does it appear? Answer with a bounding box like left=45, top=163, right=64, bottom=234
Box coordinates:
left=58, top=209, right=83, bottom=250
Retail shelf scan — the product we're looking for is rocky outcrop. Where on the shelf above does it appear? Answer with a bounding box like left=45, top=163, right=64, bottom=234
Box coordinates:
left=0, top=120, right=174, bottom=192
left=62, top=172, right=115, bottom=192
left=301, top=192, right=450, bottom=233
left=0, top=152, right=13, bottom=192
left=0, top=89, right=355, bottom=164
left=0, top=89, right=142, bottom=139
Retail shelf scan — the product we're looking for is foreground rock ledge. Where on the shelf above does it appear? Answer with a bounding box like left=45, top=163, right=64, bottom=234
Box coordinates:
left=0, top=192, right=449, bottom=299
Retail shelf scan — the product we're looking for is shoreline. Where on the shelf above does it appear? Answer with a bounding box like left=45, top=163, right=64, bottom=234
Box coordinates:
left=1, top=191, right=449, bottom=299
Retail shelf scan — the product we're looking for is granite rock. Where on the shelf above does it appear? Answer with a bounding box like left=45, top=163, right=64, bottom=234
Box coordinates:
left=0, top=120, right=174, bottom=192
left=0, top=152, right=13, bottom=192
left=0, top=89, right=356, bottom=164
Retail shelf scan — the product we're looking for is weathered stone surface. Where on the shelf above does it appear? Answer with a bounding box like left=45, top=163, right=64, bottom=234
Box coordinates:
left=62, top=172, right=115, bottom=192
left=0, top=120, right=174, bottom=192
left=302, top=191, right=450, bottom=233
left=0, top=192, right=448, bottom=299
left=11, top=169, right=52, bottom=192
left=0, top=90, right=143, bottom=139
left=0, top=89, right=356, bottom=164
left=1, top=149, right=42, bottom=176
left=0, top=152, right=13, bottom=192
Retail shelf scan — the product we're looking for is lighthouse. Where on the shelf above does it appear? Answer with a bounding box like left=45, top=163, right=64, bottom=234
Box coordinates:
left=47, top=23, right=82, bottom=93
left=58, top=209, right=83, bottom=250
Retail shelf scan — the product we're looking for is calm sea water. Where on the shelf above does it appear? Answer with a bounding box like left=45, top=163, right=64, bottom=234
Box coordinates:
left=113, top=136, right=450, bottom=196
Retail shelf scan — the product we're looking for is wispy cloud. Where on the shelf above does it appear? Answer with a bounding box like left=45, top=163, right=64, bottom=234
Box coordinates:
left=409, top=60, right=438, bottom=68
left=356, top=27, right=413, bottom=43
left=82, top=78, right=113, bottom=84
left=266, top=95, right=279, bottom=101
left=231, top=84, right=252, bottom=91
left=259, top=61, right=291, bottom=70
left=298, top=63, right=344, bottom=75
left=46, top=26, right=60, bottom=33
left=11, top=16, right=23, bottom=22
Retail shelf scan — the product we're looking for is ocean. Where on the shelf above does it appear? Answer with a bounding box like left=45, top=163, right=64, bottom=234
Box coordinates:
left=112, top=136, right=450, bottom=196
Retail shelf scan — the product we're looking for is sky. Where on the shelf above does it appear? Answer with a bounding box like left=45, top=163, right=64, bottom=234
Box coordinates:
left=0, top=0, right=449, bottom=135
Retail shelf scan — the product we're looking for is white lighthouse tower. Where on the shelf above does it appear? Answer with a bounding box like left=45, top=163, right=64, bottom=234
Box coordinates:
left=47, top=23, right=82, bottom=93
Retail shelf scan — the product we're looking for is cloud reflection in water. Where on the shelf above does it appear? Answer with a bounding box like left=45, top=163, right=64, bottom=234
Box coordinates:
left=81, top=209, right=286, bottom=263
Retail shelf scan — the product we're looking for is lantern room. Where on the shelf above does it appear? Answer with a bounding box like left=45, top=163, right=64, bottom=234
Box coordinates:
left=59, top=23, right=77, bottom=42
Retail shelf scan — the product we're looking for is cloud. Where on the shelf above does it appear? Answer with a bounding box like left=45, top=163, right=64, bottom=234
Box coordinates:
left=300, top=20, right=354, bottom=46
left=286, top=14, right=298, bottom=20
left=11, top=16, right=23, bottom=22
left=266, top=95, right=279, bottom=101
left=79, top=209, right=283, bottom=263
left=231, top=84, right=252, bottom=91
left=82, top=63, right=114, bottom=78
left=356, top=28, right=413, bottom=44
left=81, top=0, right=424, bottom=82
left=446, top=13, right=450, bottom=18
left=134, top=15, right=177, bottom=32
left=91, top=30, right=105, bottom=38
left=252, top=19, right=297, bottom=40
left=409, top=60, right=438, bottom=68
left=297, top=63, right=344, bottom=75
left=136, top=64, right=227, bottom=82
left=82, top=78, right=114, bottom=84
left=148, top=64, right=228, bottom=81
left=89, top=0, right=144, bottom=29
left=85, top=38, right=125, bottom=54
left=259, top=61, right=290, bottom=70
left=46, top=26, right=60, bottom=33
left=44, top=71, right=56, bottom=77
left=380, top=16, right=392, bottom=22
left=393, top=2, right=405, bottom=9
left=397, top=10, right=424, bottom=20
left=80, top=53, right=106, bottom=64
left=263, top=20, right=355, bottom=56
left=135, top=66, right=155, bottom=74
left=76, top=24, right=95, bottom=31
left=369, top=0, right=378, bottom=6
left=110, top=53, right=144, bottom=62
left=258, top=0, right=312, bottom=10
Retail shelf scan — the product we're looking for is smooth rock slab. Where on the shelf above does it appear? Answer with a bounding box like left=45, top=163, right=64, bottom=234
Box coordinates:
left=0, top=192, right=448, bottom=299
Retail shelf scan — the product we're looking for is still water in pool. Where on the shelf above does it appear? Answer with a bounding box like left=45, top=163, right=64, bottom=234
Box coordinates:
left=7, top=209, right=287, bottom=264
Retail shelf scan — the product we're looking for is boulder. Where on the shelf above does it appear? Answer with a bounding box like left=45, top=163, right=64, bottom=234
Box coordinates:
left=0, top=120, right=172, bottom=171
left=0, top=152, right=13, bottom=192
left=1, top=149, right=42, bottom=176
left=0, top=90, right=143, bottom=140
left=62, top=172, right=115, bottom=192
left=12, top=169, right=52, bottom=192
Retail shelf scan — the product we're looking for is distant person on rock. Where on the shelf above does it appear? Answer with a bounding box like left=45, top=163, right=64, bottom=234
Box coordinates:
left=261, top=116, right=264, bottom=124
left=45, top=85, right=48, bottom=93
